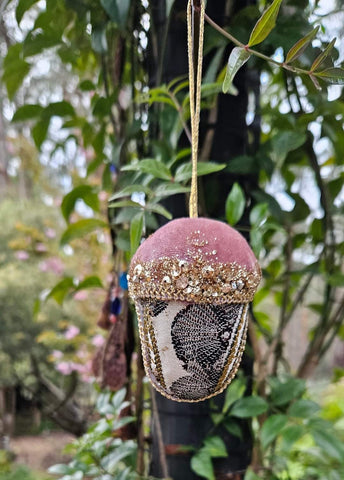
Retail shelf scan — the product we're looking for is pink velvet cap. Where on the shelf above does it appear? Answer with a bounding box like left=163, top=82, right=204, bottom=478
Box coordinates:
left=132, top=217, right=257, bottom=271
left=128, top=218, right=261, bottom=305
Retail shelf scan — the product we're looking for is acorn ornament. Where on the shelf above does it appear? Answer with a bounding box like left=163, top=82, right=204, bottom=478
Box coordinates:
left=127, top=0, right=261, bottom=402
left=128, top=218, right=261, bottom=402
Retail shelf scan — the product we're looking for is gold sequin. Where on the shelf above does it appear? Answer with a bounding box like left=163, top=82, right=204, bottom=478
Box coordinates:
left=129, top=257, right=261, bottom=305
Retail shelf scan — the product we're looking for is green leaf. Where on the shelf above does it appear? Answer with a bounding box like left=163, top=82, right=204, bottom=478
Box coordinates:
left=290, top=193, right=311, bottom=221
left=224, top=419, right=243, bottom=440
left=91, top=28, right=108, bottom=53
left=44, top=101, right=75, bottom=119
left=230, top=396, right=268, bottom=418
left=312, top=428, right=344, bottom=461
left=311, top=38, right=336, bottom=71
left=3, top=61, right=31, bottom=99
left=250, top=203, right=268, bottom=228
left=130, top=212, right=144, bottom=256
left=271, top=130, right=306, bottom=165
left=250, top=227, right=263, bottom=257
left=96, top=392, right=111, bottom=412
left=108, top=200, right=144, bottom=209
left=101, top=0, right=130, bottom=28
left=16, top=0, right=40, bottom=24
left=223, top=376, right=246, bottom=413
left=112, top=388, right=127, bottom=411
left=105, top=442, right=137, bottom=473
left=145, top=203, right=172, bottom=220
left=248, top=0, right=283, bottom=47
left=203, top=436, right=227, bottom=458
left=280, top=425, right=304, bottom=451
left=270, top=377, right=305, bottom=406
left=225, top=183, right=246, bottom=226
left=109, top=185, right=153, bottom=201
left=315, top=68, right=344, bottom=85
left=46, top=277, right=75, bottom=305
left=115, top=229, right=129, bottom=252
left=87, top=158, right=104, bottom=177
left=76, top=276, right=103, bottom=291
left=222, top=47, right=251, bottom=94
left=261, top=414, right=287, bottom=449
left=12, top=104, right=43, bottom=122
left=210, top=412, right=224, bottom=426
left=226, top=155, right=256, bottom=175
left=285, top=26, right=319, bottom=64
left=123, top=159, right=172, bottom=180
left=79, top=79, right=96, bottom=91
left=2, top=44, right=31, bottom=100
left=174, top=162, right=226, bottom=183
left=114, top=467, right=132, bottom=480
left=32, top=120, right=49, bottom=149
left=191, top=449, right=214, bottom=480
left=327, top=273, right=344, bottom=286
left=48, top=464, right=71, bottom=475
left=154, top=183, right=190, bottom=199
left=93, top=96, right=113, bottom=117
left=138, top=159, right=172, bottom=180
left=23, top=29, right=61, bottom=57
left=288, top=399, right=320, bottom=418
left=61, top=185, right=100, bottom=222
left=60, top=219, right=108, bottom=246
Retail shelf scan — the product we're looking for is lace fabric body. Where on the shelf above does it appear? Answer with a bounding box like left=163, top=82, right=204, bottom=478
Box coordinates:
left=136, top=299, right=248, bottom=402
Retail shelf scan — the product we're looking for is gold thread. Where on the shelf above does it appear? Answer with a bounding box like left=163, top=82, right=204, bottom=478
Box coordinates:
left=215, top=304, right=248, bottom=390
left=142, top=303, right=166, bottom=389
left=187, top=0, right=205, bottom=218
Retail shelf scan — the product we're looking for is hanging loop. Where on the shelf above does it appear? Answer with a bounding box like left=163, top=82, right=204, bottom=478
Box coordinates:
left=187, top=0, right=205, bottom=218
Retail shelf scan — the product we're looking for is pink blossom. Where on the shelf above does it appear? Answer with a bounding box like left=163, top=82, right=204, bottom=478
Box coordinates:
left=92, top=334, right=105, bottom=347
left=106, top=273, right=113, bottom=283
left=64, top=325, right=80, bottom=340
left=81, top=361, right=93, bottom=382
left=81, top=374, right=93, bottom=383
left=85, top=148, right=94, bottom=161
left=56, top=362, right=73, bottom=375
left=77, top=348, right=88, bottom=359
left=52, top=350, right=63, bottom=359
left=6, top=140, right=15, bottom=155
left=15, top=250, right=29, bottom=261
left=45, top=228, right=56, bottom=239
left=39, top=257, right=65, bottom=275
left=98, top=191, right=108, bottom=202
left=73, top=290, right=88, bottom=301
left=69, top=213, right=78, bottom=224
left=70, top=362, right=87, bottom=374
left=35, top=243, right=47, bottom=253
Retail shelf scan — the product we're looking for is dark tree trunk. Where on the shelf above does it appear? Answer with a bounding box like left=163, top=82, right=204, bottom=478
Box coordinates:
left=147, top=1, right=259, bottom=478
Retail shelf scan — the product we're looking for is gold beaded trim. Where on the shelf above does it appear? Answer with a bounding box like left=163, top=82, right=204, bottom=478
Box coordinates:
left=129, top=257, right=261, bottom=305
left=136, top=300, right=165, bottom=389
left=215, top=304, right=248, bottom=391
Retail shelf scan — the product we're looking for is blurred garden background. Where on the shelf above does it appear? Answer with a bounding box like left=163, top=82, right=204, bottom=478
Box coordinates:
left=0, top=0, right=344, bottom=479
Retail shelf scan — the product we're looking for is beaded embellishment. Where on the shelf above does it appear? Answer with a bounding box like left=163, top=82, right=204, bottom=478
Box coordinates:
left=128, top=217, right=261, bottom=402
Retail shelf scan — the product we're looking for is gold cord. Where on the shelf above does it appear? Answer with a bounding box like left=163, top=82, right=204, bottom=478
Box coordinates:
left=187, top=0, right=205, bottom=218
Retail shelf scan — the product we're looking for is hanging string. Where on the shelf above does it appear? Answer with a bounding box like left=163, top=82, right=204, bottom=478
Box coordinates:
left=187, top=0, right=205, bottom=218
